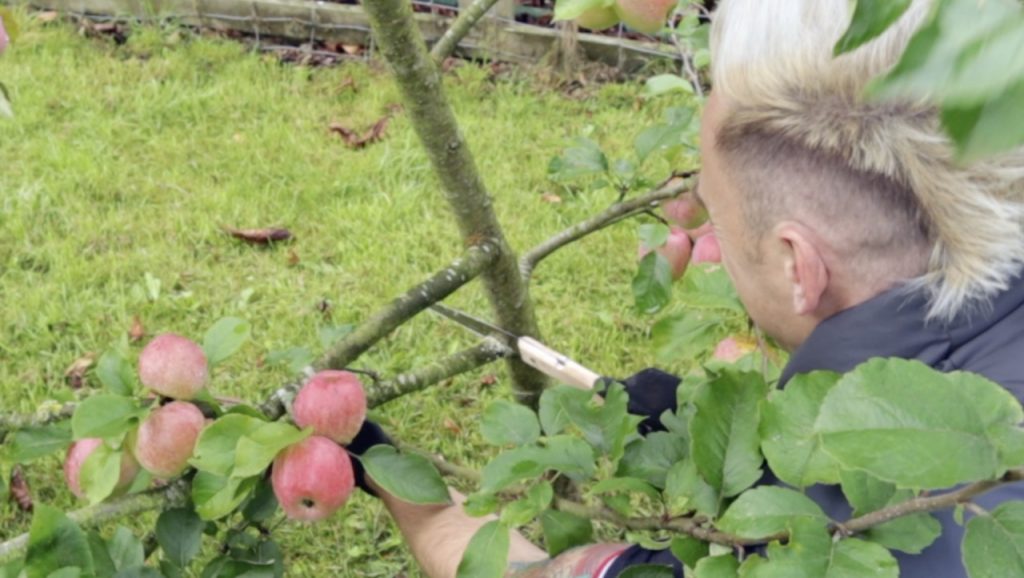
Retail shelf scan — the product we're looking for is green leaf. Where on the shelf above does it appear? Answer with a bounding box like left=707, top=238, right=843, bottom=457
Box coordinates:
left=241, top=477, right=279, bottom=523
left=45, top=569, right=81, bottom=578
left=839, top=470, right=940, bottom=553
left=644, top=74, right=694, bottom=97
left=481, top=437, right=596, bottom=494
left=834, top=0, right=913, bottom=55
left=816, top=359, right=1024, bottom=489
left=589, top=476, right=661, bottom=502
left=942, top=77, right=1024, bottom=162
left=739, top=520, right=898, bottom=578
left=25, top=505, right=94, bottom=578
left=481, top=400, right=541, bottom=446
left=670, top=536, right=709, bottom=570
left=79, top=442, right=124, bottom=505
left=539, top=509, right=593, bottom=557
left=538, top=385, right=590, bottom=437
left=760, top=371, right=842, bottom=488
left=963, top=501, right=1024, bottom=578
left=156, top=507, right=204, bottom=568
left=619, top=565, right=675, bottom=578
left=717, top=487, right=827, bottom=540
left=192, top=471, right=258, bottom=520
left=359, top=446, right=450, bottom=505
left=264, top=347, right=314, bottom=374
left=617, top=431, right=688, bottom=490
left=108, top=527, right=145, bottom=571
left=113, top=567, right=164, bottom=578
left=500, top=482, right=552, bottom=527
left=463, top=492, right=501, bottom=517
left=4, top=422, right=72, bottom=463
left=548, top=137, right=609, bottom=181
left=96, top=351, right=136, bottom=396
left=71, top=394, right=143, bottom=440
left=537, top=384, right=638, bottom=462
left=652, top=312, right=720, bottom=365
left=690, top=370, right=765, bottom=498
left=694, top=555, right=739, bottom=578
left=202, top=317, right=251, bottom=367
left=633, top=252, right=673, bottom=314
left=456, top=520, right=509, bottom=578
left=639, top=223, right=670, bottom=252
left=232, top=422, right=311, bottom=478
left=553, top=0, right=610, bottom=22
left=190, top=414, right=265, bottom=477
left=318, top=324, right=355, bottom=349
left=664, top=459, right=719, bottom=517
left=87, top=531, right=117, bottom=578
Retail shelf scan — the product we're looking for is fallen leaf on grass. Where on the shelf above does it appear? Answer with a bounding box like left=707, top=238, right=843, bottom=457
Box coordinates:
left=541, top=193, right=563, bottom=204
left=223, top=226, right=293, bottom=245
left=64, top=353, right=96, bottom=389
left=328, top=116, right=390, bottom=149
left=35, top=11, right=59, bottom=22
left=129, top=315, right=145, bottom=342
left=480, top=374, right=498, bottom=386
left=443, top=417, right=462, bottom=435
left=286, top=248, right=300, bottom=267
left=9, top=466, right=32, bottom=513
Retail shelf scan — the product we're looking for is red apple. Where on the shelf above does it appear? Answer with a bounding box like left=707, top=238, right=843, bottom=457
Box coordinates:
left=692, top=232, right=722, bottom=264
left=272, top=435, right=355, bottom=522
left=138, top=333, right=209, bottom=400
left=576, top=5, right=620, bottom=31
left=662, top=196, right=707, bottom=230
left=293, top=370, right=367, bottom=445
left=639, top=227, right=693, bottom=280
left=64, top=438, right=140, bottom=499
left=133, top=401, right=206, bottom=478
left=615, top=0, right=675, bottom=34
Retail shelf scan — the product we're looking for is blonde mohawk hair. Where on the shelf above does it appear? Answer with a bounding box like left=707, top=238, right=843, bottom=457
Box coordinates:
left=710, top=0, right=1024, bottom=321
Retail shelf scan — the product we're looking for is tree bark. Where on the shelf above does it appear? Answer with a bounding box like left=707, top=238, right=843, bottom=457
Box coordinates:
left=431, top=0, right=502, bottom=62
left=363, top=0, right=549, bottom=407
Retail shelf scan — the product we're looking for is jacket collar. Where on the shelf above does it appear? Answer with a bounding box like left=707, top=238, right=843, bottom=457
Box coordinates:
left=780, top=272, right=1024, bottom=386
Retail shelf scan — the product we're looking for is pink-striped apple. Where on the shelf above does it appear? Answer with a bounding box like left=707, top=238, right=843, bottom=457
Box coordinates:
left=293, top=370, right=367, bottom=445
left=639, top=227, right=693, bottom=280
left=133, top=401, right=205, bottom=478
left=576, top=5, right=620, bottom=31
left=271, top=435, right=355, bottom=522
left=138, top=333, right=209, bottom=400
left=64, top=438, right=140, bottom=499
left=692, top=232, right=722, bottom=264
left=615, top=0, right=675, bottom=34
left=662, top=196, right=707, bottom=230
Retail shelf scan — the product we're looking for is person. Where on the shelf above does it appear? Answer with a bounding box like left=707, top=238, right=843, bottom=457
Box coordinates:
left=348, top=0, right=1024, bottom=576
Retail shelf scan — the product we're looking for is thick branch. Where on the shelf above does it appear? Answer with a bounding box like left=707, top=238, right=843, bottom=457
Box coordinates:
left=519, top=177, right=693, bottom=284
left=430, top=0, right=502, bottom=62
left=363, top=0, right=549, bottom=408
left=0, top=404, right=74, bottom=439
left=0, top=481, right=189, bottom=561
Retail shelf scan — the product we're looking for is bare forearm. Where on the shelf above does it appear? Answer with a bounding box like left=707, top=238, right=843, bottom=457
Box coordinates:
left=506, top=544, right=627, bottom=578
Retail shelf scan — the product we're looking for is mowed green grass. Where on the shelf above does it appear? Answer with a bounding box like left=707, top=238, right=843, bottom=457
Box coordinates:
left=0, top=16, right=697, bottom=576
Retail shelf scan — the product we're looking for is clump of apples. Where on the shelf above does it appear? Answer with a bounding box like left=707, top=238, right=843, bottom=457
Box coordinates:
left=637, top=194, right=721, bottom=280
left=573, top=0, right=675, bottom=33
left=270, top=370, right=368, bottom=521
left=64, top=439, right=140, bottom=499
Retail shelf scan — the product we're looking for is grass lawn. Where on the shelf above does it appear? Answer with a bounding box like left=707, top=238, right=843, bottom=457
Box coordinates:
left=0, top=15, right=706, bottom=576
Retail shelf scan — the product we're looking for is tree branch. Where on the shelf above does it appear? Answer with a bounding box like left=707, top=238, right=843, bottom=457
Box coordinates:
left=519, top=176, right=693, bottom=285
left=0, top=480, right=189, bottom=561
left=363, top=0, right=549, bottom=408
left=430, top=0, right=502, bottom=63
left=0, top=404, right=74, bottom=439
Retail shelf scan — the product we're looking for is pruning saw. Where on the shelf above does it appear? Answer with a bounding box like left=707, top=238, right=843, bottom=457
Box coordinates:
left=428, top=303, right=601, bottom=391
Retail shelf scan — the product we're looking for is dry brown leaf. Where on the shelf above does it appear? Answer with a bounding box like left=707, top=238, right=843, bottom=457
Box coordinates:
left=9, top=466, right=32, bottom=513
left=338, top=77, right=358, bottom=93
left=442, top=417, right=462, bottom=435
left=129, top=316, right=145, bottom=343
left=36, top=11, right=59, bottom=22
left=224, top=226, right=293, bottom=245
left=541, top=193, right=563, bottom=204
left=286, top=248, right=300, bottom=267
left=328, top=116, right=391, bottom=150
left=64, top=353, right=96, bottom=389
left=341, top=44, right=363, bottom=55
left=480, top=374, right=498, bottom=386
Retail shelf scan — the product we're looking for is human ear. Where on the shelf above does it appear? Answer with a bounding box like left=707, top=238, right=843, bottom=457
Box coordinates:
left=776, top=222, right=829, bottom=316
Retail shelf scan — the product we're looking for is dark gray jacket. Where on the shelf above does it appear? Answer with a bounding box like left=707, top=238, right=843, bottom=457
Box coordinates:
left=608, top=272, right=1024, bottom=577
left=782, top=272, right=1024, bottom=578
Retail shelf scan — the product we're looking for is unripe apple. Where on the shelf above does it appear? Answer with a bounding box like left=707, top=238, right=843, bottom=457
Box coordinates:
left=293, top=370, right=367, bottom=445
left=138, top=333, right=209, bottom=400
left=576, top=5, right=620, bottom=31
left=712, top=336, right=756, bottom=363
left=639, top=227, right=693, bottom=280
left=614, top=0, right=675, bottom=34
left=692, top=232, right=722, bottom=264
left=662, top=196, right=707, bottom=230
left=133, top=401, right=206, bottom=478
left=64, top=438, right=140, bottom=499
left=272, top=435, right=355, bottom=522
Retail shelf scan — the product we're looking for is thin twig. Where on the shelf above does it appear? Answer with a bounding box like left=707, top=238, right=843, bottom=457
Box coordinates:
left=430, top=0, right=502, bottom=62
left=519, top=176, right=693, bottom=285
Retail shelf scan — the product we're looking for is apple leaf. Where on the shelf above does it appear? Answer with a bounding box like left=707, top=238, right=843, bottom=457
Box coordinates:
left=232, top=422, right=311, bottom=478
left=107, top=527, right=145, bottom=572
left=156, top=507, right=204, bottom=568
left=588, top=476, right=661, bottom=503
left=618, top=565, right=675, bottom=578
left=839, top=470, right=940, bottom=554
left=71, top=394, right=143, bottom=440
left=633, top=252, right=673, bottom=314
left=643, top=74, right=694, bottom=97
left=190, top=414, right=265, bottom=477
left=816, top=358, right=1024, bottom=489
left=834, top=0, right=913, bottom=55
left=191, top=471, right=257, bottom=521
left=3, top=422, right=72, bottom=463
left=963, top=501, right=1024, bottom=578
left=664, top=459, right=719, bottom=517
left=79, top=442, right=124, bottom=505
left=24, top=505, right=94, bottom=578
left=717, top=487, right=827, bottom=540
left=693, top=555, right=739, bottom=578
left=359, top=446, right=450, bottom=505
left=670, top=536, right=709, bottom=570
left=481, top=400, right=541, bottom=447
left=202, top=317, right=251, bottom=367
left=639, top=223, right=670, bottom=252
left=539, top=509, right=593, bottom=557
left=95, top=351, right=135, bottom=396
left=456, top=520, right=509, bottom=578
left=617, top=431, right=688, bottom=489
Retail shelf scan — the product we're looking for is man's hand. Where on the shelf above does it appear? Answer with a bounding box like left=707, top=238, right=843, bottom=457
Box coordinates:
left=345, top=418, right=393, bottom=496
left=603, top=368, right=681, bottom=435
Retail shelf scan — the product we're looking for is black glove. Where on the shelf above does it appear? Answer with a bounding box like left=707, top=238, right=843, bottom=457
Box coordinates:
left=346, top=419, right=393, bottom=497
left=601, top=368, right=681, bottom=435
